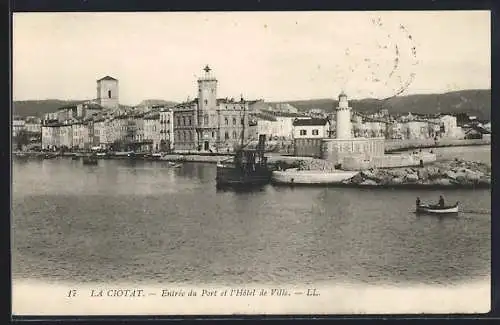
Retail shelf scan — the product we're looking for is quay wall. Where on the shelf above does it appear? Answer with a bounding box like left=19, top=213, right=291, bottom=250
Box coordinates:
left=342, top=152, right=437, bottom=171
left=385, top=138, right=491, bottom=152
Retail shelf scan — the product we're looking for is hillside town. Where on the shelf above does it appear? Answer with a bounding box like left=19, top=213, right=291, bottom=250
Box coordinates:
left=12, top=66, right=491, bottom=156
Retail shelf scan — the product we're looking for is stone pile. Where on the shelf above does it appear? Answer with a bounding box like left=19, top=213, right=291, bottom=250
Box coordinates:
left=270, top=158, right=338, bottom=172
left=341, top=158, right=491, bottom=188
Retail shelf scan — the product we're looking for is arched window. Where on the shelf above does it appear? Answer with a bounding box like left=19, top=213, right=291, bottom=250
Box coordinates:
left=108, top=90, right=111, bottom=98
left=233, top=118, right=236, bottom=125
left=225, top=118, right=229, bottom=125
left=224, top=132, right=229, bottom=140
left=232, top=131, right=237, bottom=139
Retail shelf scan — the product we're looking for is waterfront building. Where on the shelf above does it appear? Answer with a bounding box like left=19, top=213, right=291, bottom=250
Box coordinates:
left=173, top=99, right=197, bottom=151
left=173, top=65, right=252, bottom=153
left=293, top=118, right=331, bottom=158
left=107, top=115, right=129, bottom=150
left=143, top=111, right=160, bottom=152
left=159, top=107, right=174, bottom=151
left=362, top=121, right=386, bottom=138
left=12, top=118, right=26, bottom=137
left=57, top=106, right=77, bottom=123
left=43, top=112, right=59, bottom=124
left=76, top=102, right=104, bottom=120
left=404, top=120, right=430, bottom=140
left=439, top=114, right=461, bottom=138
left=93, top=118, right=109, bottom=147
left=252, top=112, right=279, bottom=140
left=41, top=124, right=59, bottom=150
left=24, top=116, right=42, bottom=134
left=97, top=76, right=119, bottom=110
left=72, top=121, right=90, bottom=150
left=293, top=118, right=330, bottom=139
left=274, top=112, right=309, bottom=140
left=59, top=123, right=73, bottom=149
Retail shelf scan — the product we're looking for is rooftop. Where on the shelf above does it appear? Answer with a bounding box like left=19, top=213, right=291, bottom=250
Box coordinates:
left=293, top=118, right=328, bottom=126
left=97, top=75, right=117, bottom=81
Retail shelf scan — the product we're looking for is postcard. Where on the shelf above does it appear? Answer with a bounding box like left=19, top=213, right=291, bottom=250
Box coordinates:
left=12, top=10, right=491, bottom=316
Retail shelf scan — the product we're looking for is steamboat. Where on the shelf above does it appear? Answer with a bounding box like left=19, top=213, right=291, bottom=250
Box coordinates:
left=216, top=134, right=272, bottom=188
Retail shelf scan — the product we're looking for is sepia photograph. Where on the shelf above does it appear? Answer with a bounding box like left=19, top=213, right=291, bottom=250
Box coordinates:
left=11, top=10, right=491, bottom=316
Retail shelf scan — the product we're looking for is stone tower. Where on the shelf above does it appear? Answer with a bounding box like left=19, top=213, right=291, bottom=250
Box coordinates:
left=197, top=65, right=217, bottom=110
left=96, top=76, right=119, bottom=110
left=335, top=92, right=352, bottom=139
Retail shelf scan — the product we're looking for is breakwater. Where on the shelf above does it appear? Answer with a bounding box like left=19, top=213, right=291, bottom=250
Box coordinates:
left=385, top=138, right=491, bottom=153
left=341, top=158, right=490, bottom=189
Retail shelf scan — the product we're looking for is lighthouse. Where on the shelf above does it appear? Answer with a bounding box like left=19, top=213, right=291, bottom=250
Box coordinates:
left=335, top=92, right=352, bottom=139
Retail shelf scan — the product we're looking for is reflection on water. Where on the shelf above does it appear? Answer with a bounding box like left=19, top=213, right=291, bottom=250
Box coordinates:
left=12, top=146, right=490, bottom=286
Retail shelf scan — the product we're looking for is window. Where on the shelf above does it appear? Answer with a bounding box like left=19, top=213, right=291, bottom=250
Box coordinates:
left=300, top=130, right=307, bottom=136
left=312, top=129, right=319, bottom=136
left=232, top=131, right=237, bottom=139
left=188, top=118, right=191, bottom=126
left=224, top=132, right=229, bottom=140
left=183, top=117, right=186, bottom=126
left=204, top=99, right=208, bottom=105
left=108, top=90, right=112, bottom=98
left=233, top=118, right=236, bottom=125
left=225, top=118, right=229, bottom=125
left=204, top=115, right=209, bottom=125
left=212, top=131, right=215, bottom=138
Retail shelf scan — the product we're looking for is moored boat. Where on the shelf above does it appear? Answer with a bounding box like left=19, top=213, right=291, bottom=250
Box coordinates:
left=215, top=135, right=272, bottom=188
left=82, top=154, right=98, bottom=165
left=271, top=169, right=359, bottom=185
left=416, top=202, right=459, bottom=215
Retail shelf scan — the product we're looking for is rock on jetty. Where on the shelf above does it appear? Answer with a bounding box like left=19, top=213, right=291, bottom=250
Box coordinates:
left=341, top=158, right=491, bottom=188
left=269, top=158, right=339, bottom=172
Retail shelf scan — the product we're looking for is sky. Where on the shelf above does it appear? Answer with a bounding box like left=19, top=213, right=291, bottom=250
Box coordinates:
left=13, top=11, right=490, bottom=105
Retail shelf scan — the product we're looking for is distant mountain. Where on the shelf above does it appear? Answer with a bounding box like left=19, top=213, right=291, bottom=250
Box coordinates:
left=12, top=90, right=490, bottom=121
left=269, top=89, right=491, bottom=121
left=12, top=99, right=84, bottom=118
left=136, top=99, right=178, bottom=108
left=12, top=99, right=178, bottom=118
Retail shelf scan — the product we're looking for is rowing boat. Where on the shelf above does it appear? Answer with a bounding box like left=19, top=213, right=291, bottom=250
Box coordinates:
left=416, top=202, right=459, bottom=215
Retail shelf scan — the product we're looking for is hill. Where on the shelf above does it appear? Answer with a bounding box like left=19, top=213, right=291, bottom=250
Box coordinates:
left=270, top=89, right=491, bottom=121
left=136, top=99, right=178, bottom=108
left=13, top=90, right=490, bottom=120
left=12, top=99, right=178, bottom=118
left=12, top=99, right=83, bottom=118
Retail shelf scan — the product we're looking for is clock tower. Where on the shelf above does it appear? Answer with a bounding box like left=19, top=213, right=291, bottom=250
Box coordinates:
left=197, top=65, right=218, bottom=110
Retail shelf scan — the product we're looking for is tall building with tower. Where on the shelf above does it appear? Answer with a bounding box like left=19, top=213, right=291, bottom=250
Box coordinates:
left=173, top=65, right=252, bottom=152
left=96, top=76, right=119, bottom=110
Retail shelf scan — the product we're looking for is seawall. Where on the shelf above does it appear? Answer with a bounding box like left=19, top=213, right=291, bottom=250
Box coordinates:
left=385, top=138, right=491, bottom=153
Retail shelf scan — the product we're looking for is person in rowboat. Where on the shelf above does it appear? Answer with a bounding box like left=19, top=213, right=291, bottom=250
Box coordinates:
left=438, top=195, right=445, bottom=208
